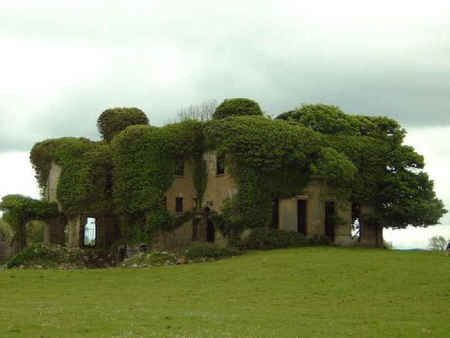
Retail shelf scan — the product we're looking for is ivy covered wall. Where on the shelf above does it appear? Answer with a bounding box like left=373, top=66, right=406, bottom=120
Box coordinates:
left=26, top=102, right=446, bottom=247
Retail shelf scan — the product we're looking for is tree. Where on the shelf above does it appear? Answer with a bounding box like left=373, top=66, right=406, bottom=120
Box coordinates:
left=277, top=104, right=447, bottom=230
left=97, top=107, right=149, bottom=142
left=176, top=99, right=217, bottom=121
left=213, top=98, right=263, bottom=119
left=428, top=236, right=447, bottom=251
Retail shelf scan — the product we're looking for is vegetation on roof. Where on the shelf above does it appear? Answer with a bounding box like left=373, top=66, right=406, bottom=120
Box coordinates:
left=26, top=99, right=446, bottom=246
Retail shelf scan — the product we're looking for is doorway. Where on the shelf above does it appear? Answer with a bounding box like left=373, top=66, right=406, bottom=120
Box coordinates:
left=206, top=219, right=215, bottom=243
left=325, top=201, right=335, bottom=241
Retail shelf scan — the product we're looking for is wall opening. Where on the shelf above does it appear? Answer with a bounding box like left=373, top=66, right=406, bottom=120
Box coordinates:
left=297, top=200, right=307, bottom=235
left=206, top=219, right=215, bottom=243
left=271, top=199, right=279, bottom=229
left=84, top=217, right=96, bottom=247
left=325, top=201, right=335, bottom=241
left=351, top=203, right=361, bottom=241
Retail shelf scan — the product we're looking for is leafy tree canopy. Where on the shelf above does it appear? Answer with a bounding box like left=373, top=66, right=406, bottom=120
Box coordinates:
left=97, top=107, right=149, bottom=142
left=213, top=98, right=263, bottom=119
left=278, top=104, right=446, bottom=229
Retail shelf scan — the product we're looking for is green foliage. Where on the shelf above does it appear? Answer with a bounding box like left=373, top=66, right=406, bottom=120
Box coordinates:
left=192, top=157, right=208, bottom=207
left=213, top=98, right=263, bottom=119
left=121, top=251, right=178, bottom=268
left=28, top=101, right=446, bottom=247
left=184, top=243, right=241, bottom=260
left=0, top=218, right=13, bottom=243
left=0, top=195, right=58, bottom=227
left=277, top=104, right=446, bottom=229
left=112, top=120, right=205, bottom=241
left=428, top=235, right=448, bottom=251
left=0, top=195, right=59, bottom=252
left=204, top=116, right=323, bottom=228
left=97, top=107, right=149, bottom=142
left=240, top=228, right=312, bottom=250
left=2, top=248, right=450, bottom=337
left=27, top=220, right=46, bottom=244
left=30, top=138, right=113, bottom=215
left=6, top=244, right=115, bottom=268
left=311, top=147, right=357, bottom=197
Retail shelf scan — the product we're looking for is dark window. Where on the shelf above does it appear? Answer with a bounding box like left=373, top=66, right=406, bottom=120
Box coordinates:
left=297, top=200, right=307, bottom=235
left=271, top=199, right=279, bottom=229
left=176, top=197, right=183, bottom=212
left=175, top=159, right=184, bottom=176
left=325, top=201, right=335, bottom=241
left=216, top=155, right=225, bottom=175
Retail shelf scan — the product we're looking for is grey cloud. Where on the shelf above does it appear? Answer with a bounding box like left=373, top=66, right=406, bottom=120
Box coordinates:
left=1, top=2, right=450, bottom=154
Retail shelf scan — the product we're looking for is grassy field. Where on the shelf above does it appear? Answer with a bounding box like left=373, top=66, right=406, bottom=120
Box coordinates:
left=0, top=247, right=449, bottom=337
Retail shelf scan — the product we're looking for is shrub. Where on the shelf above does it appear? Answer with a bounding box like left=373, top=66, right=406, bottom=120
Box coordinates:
left=240, top=228, right=311, bottom=250
left=6, top=244, right=115, bottom=268
left=97, top=107, right=149, bottom=142
left=184, top=243, right=241, bottom=260
left=213, top=98, right=263, bottom=119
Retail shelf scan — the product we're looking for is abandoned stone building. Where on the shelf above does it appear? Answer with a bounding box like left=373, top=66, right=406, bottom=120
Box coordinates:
left=42, top=149, right=380, bottom=251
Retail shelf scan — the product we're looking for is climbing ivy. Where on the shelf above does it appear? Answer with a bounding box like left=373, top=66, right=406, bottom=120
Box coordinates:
left=111, top=120, right=206, bottom=240
left=0, top=195, right=59, bottom=252
left=278, top=104, right=447, bottom=229
left=203, top=116, right=356, bottom=230
left=27, top=101, right=446, bottom=250
left=97, top=107, right=149, bottom=142
left=30, top=138, right=113, bottom=216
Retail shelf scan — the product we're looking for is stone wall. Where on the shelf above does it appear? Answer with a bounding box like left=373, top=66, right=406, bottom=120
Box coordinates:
left=67, top=215, right=87, bottom=248
left=0, top=241, right=11, bottom=262
left=278, top=179, right=353, bottom=245
left=43, top=215, right=66, bottom=246
left=202, top=151, right=238, bottom=213
left=165, top=157, right=196, bottom=214
left=359, top=205, right=383, bottom=247
left=47, top=162, right=62, bottom=211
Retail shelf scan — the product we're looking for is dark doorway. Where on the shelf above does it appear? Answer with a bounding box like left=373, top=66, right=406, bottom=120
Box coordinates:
left=206, top=219, right=215, bottom=243
left=192, top=217, right=200, bottom=241
left=325, top=201, right=335, bottom=241
left=297, top=200, right=307, bottom=235
left=271, top=199, right=279, bottom=229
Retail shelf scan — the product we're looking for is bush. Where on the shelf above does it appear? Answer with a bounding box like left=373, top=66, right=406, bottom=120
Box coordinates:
left=184, top=243, right=241, bottom=260
left=240, top=228, right=312, bottom=250
left=97, top=107, right=149, bottom=142
left=213, top=98, right=263, bottom=119
left=6, top=244, right=115, bottom=268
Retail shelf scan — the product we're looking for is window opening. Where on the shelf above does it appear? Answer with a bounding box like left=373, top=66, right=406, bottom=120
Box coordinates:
left=176, top=197, right=183, bottom=212
left=297, top=200, right=307, bottom=235
left=271, top=199, right=279, bottom=229
left=175, top=159, right=184, bottom=176
left=352, top=203, right=361, bottom=240
left=84, top=217, right=96, bottom=247
left=216, top=155, right=225, bottom=175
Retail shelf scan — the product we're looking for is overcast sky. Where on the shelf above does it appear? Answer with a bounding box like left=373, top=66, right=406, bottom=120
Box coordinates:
left=1, top=1, right=449, bottom=248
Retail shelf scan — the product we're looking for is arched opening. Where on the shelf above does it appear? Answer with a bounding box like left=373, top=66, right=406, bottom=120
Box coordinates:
left=206, top=219, right=215, bottom=243
left=83, top=217, right=96, bottom=247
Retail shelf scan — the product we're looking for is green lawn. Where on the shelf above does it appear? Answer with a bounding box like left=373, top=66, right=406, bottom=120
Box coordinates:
left=1, top=247, right=449, bottom=337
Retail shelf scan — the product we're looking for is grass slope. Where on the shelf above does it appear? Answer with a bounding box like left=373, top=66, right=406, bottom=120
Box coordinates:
left=0, top=247, right=449, bottom=337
